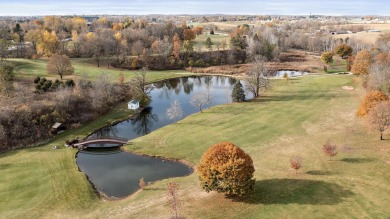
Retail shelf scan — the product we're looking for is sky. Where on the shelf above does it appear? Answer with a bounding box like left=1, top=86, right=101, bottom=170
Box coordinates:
left=0, top=0, right=389, bottom=16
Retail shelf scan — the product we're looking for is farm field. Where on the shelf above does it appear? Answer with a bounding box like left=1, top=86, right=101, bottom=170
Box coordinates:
left=1, top=67, right=389, bottom=218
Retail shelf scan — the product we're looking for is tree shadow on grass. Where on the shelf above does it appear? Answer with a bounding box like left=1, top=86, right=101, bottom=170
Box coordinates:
left=306, top=170, right=337, bottom=176
left=341, top=158, right=375, bottom=163
left=233, top=179, right=354, bottom=205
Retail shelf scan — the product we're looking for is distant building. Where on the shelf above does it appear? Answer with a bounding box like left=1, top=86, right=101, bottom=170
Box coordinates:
left=128, top=100, right=140, bottom=110
left=51, top=122, right=66, bottom=134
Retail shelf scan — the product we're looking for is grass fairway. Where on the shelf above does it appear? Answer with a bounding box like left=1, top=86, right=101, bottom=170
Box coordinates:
left=1, top=74, right=390, bottom=218
left=9, top=58, right=191, bottom=82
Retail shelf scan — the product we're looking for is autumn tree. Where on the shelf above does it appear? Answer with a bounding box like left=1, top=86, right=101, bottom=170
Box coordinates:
left=368, top=101, right=390, bottom=140
left=0, top=63, right=15, bottom=96
left=167, top=182, right=181, bottom=219
left=334, top=44, right=353, bottom=58
left=290, top=157, right=302, bottom=174
left=321, top=51, right=333, bottom=72
left=172, top=33, right=181, bottom=60
left=351, top=50, right=371, bottom=75
left=357, top=90, right=389, bottom=117
left=37, top=30, right=59, bottom=56
left=246, top=57, right=271, bottom=98
left=193, top=26, right=203, bottom=36
left=183, top=29, right=196, bottom=41
left=166, top=99, right=184, bottom=121
left=46, top=54, right=74, bottom=79
left=323, top=142, right=338, bottom=161
left=231, top=80, right=245, bottom=102
left=197, top=142, right=255, bottom=196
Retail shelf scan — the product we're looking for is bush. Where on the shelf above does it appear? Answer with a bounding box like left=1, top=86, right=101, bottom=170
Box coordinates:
left=197, top=142, right=255, bottom=196
left=34, top=76, right=41, bottom=84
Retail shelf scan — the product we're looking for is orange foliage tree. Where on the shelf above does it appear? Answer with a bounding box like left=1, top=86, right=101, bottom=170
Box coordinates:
left=357, top=90, right=389, bottom=117
left=172, top=33, right=181, bottom=59
left=197, top=142, right=255, bottom=196
left=351, top=50, right=371, bottom=75
left=183, top=29, right=196, bottom=41
left=193, top=26, right=203, bottom=36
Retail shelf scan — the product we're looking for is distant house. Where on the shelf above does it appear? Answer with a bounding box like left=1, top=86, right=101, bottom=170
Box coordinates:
left=128, top=100, right=140, bottom=110
left=368, top=30, right=381, bottom=33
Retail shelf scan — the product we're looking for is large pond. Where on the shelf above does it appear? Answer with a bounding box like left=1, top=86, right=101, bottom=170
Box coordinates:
left=76, top=76, right=252, bottom=198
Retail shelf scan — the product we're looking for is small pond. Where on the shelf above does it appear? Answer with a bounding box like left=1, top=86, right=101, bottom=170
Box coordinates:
left=77, top=149, right=192, bottom=198
left=275, top=70, right=309, bottom=77
left=76, top=76, right=252, bottom=198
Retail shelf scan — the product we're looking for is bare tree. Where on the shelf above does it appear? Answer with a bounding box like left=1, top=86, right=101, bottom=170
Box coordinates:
left=246, top=57, right=272, bottom=98
left=130, top=67, right=152, bottom=96
left=368, top=101, right=390, bottom=140
left=290, top=156, right=302, bottom=174
left=167, top=182, right=181, bottom=219
left=323, top=142, right=338, bottom=161
left=190, top=92, right=209, bottom=113
left=166, top=99, right=183, bottom=121
left=46, top=54, right=74, bottom=79
left=139, top=177, right=146, bottom=190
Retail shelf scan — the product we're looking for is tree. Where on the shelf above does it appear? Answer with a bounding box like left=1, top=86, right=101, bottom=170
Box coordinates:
left=183, top=29, right=196, bottom=41
left=46, top=54, right=74, bottom=79
left=334, top=44, right=353, bottom=58
left=197, top=142, right=255, bottom=196
left=130, top=67, right=152, bottom=107
left=231, top=80, right=245, bottom=102
left=190, top=92, right=209, bottom=113
left=118, top=72, right=125, bottom=84
left=167, top=182, right=181, bottom=219
left=321, top=51, right=333, bottom=72
left=172, top=33, right=181, bottom=60
left=368, top=101, right=390, bottom=140
left=139, top=177, right=146, bottom=189
left=246, top=57, right=271, bottom=98
left=323, top=142, right=337, bottom=161
left=357, top=90, right=389, bottom=117
left=290, top=157, right=302, bottom=174
left=351, top=50, right=371, bottom=75
left=205, top=37, right=213, bottom=50
left=193, top=26, right=203, bottom=36
left=0, top=63, right=15, bottom=96
left=166, top=99, right=184, bottom=121
left=37, top=30, right=59, bottom=56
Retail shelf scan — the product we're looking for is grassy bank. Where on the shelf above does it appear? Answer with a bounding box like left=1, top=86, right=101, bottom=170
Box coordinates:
left=9, top=58, right=191, bottom=82
left=1, top=73, right=390, bottom=218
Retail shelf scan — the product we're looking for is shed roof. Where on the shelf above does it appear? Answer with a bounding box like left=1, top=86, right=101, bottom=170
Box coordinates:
left=52, top=122, right=62, bottom=129
left=129, top=100, right=139, bottom=104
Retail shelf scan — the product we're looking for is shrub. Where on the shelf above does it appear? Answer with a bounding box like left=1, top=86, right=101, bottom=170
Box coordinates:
left=197, top=142, right=255, bottom=196
left=34, top=76, right=41, bottom=84
left=290, top=157, right=302, bottom=174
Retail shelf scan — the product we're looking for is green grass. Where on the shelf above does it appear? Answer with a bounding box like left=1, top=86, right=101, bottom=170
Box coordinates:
left=327, top=57, right=348, bottom=74
left=9, top=58, right=192, bottom=83
left=193, top=34, right=231, bottom=51
left=1, top=73, right=390, bottom=218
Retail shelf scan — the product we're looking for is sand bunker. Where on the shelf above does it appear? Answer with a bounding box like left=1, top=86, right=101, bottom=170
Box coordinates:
left=342, top=86, right=354, bottom=90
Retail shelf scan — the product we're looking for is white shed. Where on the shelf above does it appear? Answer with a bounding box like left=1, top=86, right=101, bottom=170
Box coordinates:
left=128, top=100, right=140, bottom=110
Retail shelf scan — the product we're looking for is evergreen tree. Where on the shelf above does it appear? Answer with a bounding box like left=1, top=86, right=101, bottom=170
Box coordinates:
left=231, top=80, right=245, bottom=102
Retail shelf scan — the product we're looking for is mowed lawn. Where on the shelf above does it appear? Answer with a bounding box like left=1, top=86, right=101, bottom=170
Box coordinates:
left=9, top=58, right=191, bottom=83
left=1, top=73, right=390, bottom=218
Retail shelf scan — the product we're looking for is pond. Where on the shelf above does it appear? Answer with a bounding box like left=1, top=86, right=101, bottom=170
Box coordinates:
left=76, top=76, right=252, bottom=198
left=275, top=70, right=309, bottom=77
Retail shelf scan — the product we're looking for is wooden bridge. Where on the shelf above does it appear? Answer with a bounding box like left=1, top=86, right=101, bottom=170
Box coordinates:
left=74, top=137, right=128, bottom=149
